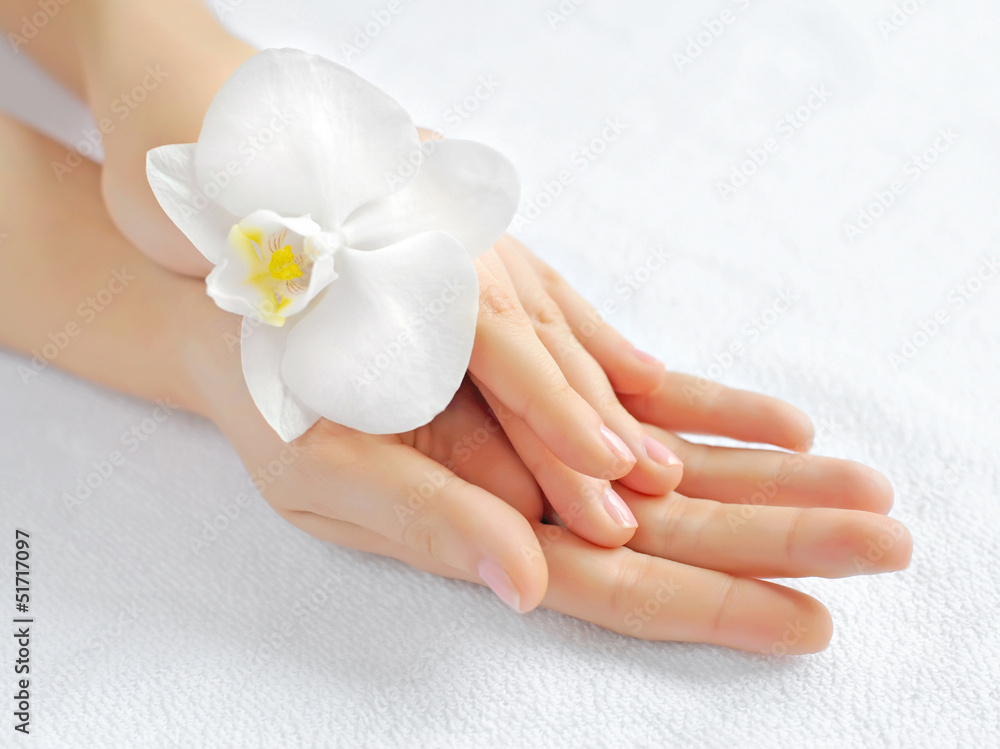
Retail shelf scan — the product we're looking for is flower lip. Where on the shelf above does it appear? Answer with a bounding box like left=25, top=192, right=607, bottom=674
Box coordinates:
left=208, top=209, right=337, bottom=327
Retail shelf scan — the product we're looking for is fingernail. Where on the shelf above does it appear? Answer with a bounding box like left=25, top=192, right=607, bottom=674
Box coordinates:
left=633, top=348, right=662, bottom=366
left=477, top=558, right=523, bottom=613
left=603, top=486, right=638, bottom=529
left=601, top=425, right=636, bottom=465
left=643, top=435, right=682, bottom=468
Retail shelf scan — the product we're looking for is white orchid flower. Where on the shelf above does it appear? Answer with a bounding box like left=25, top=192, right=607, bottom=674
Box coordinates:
left=146, top=48, right=520, bottom=441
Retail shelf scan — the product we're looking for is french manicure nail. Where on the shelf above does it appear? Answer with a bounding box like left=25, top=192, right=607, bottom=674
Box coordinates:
left=477, top=558, right=523, bottom=613
left=633, top=348, right=662, bottom=366
left=643, top=435, right=682, bottom=468
left=601, top=425, right=636, bottom=465
left=603, top=486, right=638, bottom=529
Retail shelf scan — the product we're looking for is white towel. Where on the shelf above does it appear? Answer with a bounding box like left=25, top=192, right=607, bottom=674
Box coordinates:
left=1, top=0, right=997, bottom=746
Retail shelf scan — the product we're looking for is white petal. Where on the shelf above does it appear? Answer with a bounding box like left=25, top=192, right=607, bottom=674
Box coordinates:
left=240, top=319, right=321, bottom=442
left=341, top=139, right=521, bottom=257
left=146, top=144, right=238, bottom=264
left=194, top=48, right=420, bottom=229
left=241, top=209, right=322, bottom=239
left=280, top=232, right=479, bottom=434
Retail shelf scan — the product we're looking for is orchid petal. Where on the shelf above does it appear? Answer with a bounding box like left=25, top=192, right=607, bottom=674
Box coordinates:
left=194, top=48, right=420, bottom=228
left=280, top=232, right=479, bottom=434
left=342, top=139, right=521, bottom=257
left=240, top=320, right=320, bottom=442
left=146, top=144, right=238, bottom=264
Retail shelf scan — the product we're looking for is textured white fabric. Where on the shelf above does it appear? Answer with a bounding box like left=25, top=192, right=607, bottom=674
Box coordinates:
left=1, top=0, right=998, bottom=746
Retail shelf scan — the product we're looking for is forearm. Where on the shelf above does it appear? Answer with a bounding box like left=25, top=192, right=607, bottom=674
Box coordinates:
left=1, top=0, right=249, bottom=102
left=0, top=115, right=225, bottom=419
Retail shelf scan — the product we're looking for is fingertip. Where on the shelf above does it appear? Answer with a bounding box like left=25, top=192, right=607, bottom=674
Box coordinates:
left=799, top=599, right=834, bottom=654
left=840, top=462, right=896, bottom=514
left=497, top=528, right=549, bottom=614
left=748, top=583, right=833, bottom=656
left=777, top=403, right=816, bottom=452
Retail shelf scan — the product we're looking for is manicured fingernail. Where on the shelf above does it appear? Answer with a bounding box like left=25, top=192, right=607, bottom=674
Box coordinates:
left=601, top=425, right=636, bottom=465
left=633, top=348, right=662, bottom=365
left=643, top=435, right=682, bottom=467
left=477, top=558, right=523, bottom=613
left=603, top=486, right=638, bottom=529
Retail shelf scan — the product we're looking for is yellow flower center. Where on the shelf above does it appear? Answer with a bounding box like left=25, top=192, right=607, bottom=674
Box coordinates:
left=227, top=223, right=311, bottom=326
left=268, top=246, right=304, bottom=281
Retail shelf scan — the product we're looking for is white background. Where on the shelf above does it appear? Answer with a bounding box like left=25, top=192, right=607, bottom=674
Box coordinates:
left=1, top=0, right=998, bottom=746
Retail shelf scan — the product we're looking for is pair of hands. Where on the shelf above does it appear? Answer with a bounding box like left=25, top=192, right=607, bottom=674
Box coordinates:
left=0, top=0, right=910, bottom=654
left=193, top=226, right=908, bottom=654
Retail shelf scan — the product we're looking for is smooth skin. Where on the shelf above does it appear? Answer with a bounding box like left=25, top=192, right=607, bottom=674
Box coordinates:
left=0, top=115, right=911, bottom=652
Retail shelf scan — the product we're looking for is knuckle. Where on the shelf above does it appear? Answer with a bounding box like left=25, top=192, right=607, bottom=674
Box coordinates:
left=649, top=494, right=687, bottom=553
left=527, top=295, right=567, bottom=330
left=537, top=262, right=568, bottom=294
left=596, top=390, right=628, bottom=417
left=478, top=281, right=521, bottom=321
left=400, top=511, right=447, bottom=562
left=710, top=575, right=741, bottom=638
left=609, top=551, right=654, bottom=618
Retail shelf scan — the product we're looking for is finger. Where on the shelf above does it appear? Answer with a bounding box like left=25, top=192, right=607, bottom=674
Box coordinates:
left=494, top=239, right=683, bottom=496
left=619, top=487, right=912, bottom=579
left=285, top=513, right=834, bottom=654
left=469, top=253, right=636, bottom=480
left=535, top=523, right=834, bottom=653
left=298, top=431, right=548, bottom=613
left=619, top=371, right=816, bottom=451
left=649, top=427, right=895, bottom=514
left=473, top=375, right=639, bottom=547
left=422, top=379, right=545, bottom=521
left=506, top=235, right=665, bottom=395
